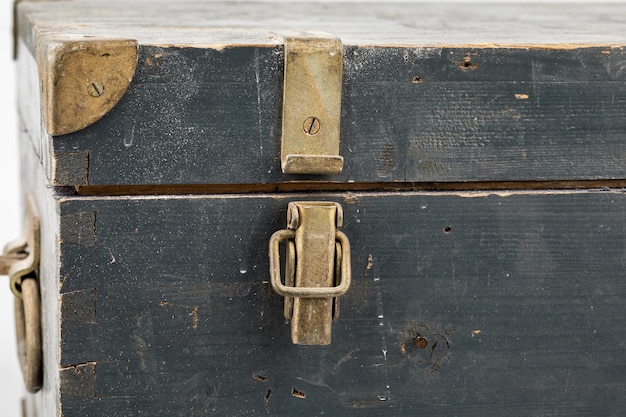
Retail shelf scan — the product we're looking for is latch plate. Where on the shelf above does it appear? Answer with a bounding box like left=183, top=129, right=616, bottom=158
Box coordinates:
left=269, top=202, right=351, bottom=345
left=281, top=33, right=344, bottom=175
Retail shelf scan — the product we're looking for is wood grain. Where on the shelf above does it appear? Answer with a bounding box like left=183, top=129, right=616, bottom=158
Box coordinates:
left=13, top=3, right=626, bottom=416
left=16, top=2, right=626, bottom=50
left=43, top=45, right=626, bottom=186
left=15, top=1, right=626, bottom=186
left=54, top=190, right=626, bottom=416
left=18, top=121, right=626, bottom=416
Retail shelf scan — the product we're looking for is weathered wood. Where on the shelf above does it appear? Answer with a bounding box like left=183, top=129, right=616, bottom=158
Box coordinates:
left=13, top=3, right=626, bottom=416
left=18, top=125, right=62, bottom=417
left=16, top=1, right=626, bottom=51
left=44, top=45, right=626, bottom=185
left=51, top=189, right=626, bottom=416
left=20, top=124, right=626, bottom=416
left=16, top=1, right=626, bottom=186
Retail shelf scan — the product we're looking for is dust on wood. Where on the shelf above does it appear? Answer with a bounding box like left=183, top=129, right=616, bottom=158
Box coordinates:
left=59, top=362, right=97, bottom=398
left=158, top=301, right=200, bottom=330
left=377, top=144, right=397, bottom=177
left=54, top=151, right=89, bottom=186
left=61, top=288, right=97, bottom=324
left=60, top=211, right=97, bottom=247
left=399, top=321, right=455, bottom=376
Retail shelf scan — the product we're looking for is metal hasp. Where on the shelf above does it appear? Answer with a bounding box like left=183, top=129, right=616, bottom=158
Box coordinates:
left=270, top=202, right=351, bottom=345
left=0, top=195, right=43, bottom=393
left=281, top=33, right=344, bottom=174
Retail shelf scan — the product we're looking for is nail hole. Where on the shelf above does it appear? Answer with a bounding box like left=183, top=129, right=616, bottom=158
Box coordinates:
left=443, top=226, right=452, bottom=234
left=459, top=53, right=479, bottom=71
left=412, top=76, right=422, bottom=83
left=252, top=373, right=268, bottom=382
left=460, top=60, right=478, bottom=70
left=264, top=388, right=272, bottom=405
left=291, top=388, right=306, bottom=399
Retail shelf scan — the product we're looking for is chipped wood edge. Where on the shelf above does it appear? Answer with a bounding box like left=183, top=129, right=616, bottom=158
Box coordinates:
left=38, top=34, right=138, bottom=136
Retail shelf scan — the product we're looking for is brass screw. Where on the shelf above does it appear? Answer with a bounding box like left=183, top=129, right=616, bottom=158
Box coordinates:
left=87, top=81, right=105, bottom=97
left=303, top=117, right=321, bottom=136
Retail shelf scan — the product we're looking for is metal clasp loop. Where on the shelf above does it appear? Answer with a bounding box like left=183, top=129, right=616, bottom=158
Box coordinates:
left=1, top=195, right=40, bottom=299
left=270, top=229, right=351, bottom=299
left=269, top=202, right=351, bottom=345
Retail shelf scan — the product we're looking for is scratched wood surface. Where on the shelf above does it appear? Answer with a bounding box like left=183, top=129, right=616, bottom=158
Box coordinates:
left=13, top=2, right=626, bottom=416
left=16, top=1, right=626, bottom=49
left=16, top=117, right=626, bottom=416
left=16, top=1, right=626, bottom=186
left=51, top=189, right=626, bottom=416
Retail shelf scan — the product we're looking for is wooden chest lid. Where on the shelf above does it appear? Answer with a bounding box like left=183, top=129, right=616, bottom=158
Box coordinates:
left=16, top=1, right=626, bottom=188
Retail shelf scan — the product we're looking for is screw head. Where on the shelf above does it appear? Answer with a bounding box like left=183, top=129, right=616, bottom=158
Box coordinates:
left=87, top=81, right=105, bottom=97
left=303, top=117, right=321, bottom=136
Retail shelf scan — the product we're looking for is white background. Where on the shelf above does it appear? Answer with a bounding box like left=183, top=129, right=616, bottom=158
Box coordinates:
left=0, top=0, right=623, bottom=415
left=1, top=2, right=24, bottom=416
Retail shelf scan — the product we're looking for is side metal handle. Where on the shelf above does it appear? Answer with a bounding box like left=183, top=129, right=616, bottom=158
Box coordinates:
left=1, top=195, right=43, bottom=393
left=14, top=277, right=42, bottom=393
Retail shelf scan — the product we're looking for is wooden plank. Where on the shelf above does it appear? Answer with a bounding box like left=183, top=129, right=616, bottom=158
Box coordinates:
left=16, top=1, right=626, bottom=186
left=16, top=2, right=626, bottom=51
left=40, top=45, right=626, bottom=185
left=55, top=190, right=626, bottom=416
left=18, top=121, right=62, bottom=416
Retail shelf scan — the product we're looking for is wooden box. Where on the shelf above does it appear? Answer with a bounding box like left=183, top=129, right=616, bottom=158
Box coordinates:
left=9, top=1, right=626, bottom=416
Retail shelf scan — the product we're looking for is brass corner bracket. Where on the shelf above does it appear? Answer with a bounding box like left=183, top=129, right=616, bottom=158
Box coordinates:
left=38, top=35, right=138, bottom=136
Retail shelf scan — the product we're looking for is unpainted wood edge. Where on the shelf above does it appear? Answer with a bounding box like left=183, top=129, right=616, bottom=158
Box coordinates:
left=352, top=43, right=626, bottom=50
left=37, top=34, right=138, bottom=136
left=52, top=151, right=89, bottom=186
left=76, top=41, right=626, bottom=51
left=143, top=42, right=281, bottom=51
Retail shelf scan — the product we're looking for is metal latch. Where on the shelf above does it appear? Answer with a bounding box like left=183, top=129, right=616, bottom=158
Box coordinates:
left=0, top=195, right=43, bottom=393
left=269, top=202, right=351, bottom=345
left=281, top=33, right=344, bottom=175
